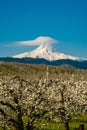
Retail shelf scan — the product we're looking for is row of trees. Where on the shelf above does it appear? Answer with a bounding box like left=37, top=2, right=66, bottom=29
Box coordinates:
left=0, top=76, right=87, bottom=130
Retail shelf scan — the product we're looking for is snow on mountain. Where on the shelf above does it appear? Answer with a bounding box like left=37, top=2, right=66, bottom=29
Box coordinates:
left=13, top=42, right=80, bottom=61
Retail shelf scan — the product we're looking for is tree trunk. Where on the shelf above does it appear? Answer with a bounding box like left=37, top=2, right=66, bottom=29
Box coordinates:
left=15, top=97, right=24, bottom=130
left=26, top=123, right=34, bottom=130
left=16, top=103, right=24, bottom=130
left=17, top=108, right=24, bottom=130
left=79, top=124, right=84, bottom=130
left=64, top=122, right=69, bottom=130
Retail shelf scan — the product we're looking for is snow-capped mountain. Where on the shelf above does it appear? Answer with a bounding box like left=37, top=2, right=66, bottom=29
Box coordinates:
left=13, top=43, right=80, bottom=61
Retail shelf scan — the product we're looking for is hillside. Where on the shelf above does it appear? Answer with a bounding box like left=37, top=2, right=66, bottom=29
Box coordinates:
left=0, top=62, right=87, bottom=80
left=0, top=57, right=87, bottom=69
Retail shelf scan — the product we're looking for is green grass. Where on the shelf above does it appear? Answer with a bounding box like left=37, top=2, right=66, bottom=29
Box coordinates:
left=0, top=123, right=87, bottom=130
left=35, top=120, right=87, bottom=130
left=0, top=114, right=87, bottom=130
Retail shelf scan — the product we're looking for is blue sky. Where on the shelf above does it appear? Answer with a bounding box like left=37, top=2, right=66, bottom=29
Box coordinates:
left=0, top=0, right=87, bottom=58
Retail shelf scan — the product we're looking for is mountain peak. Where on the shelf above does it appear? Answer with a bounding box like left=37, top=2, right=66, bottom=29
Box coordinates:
left=37, top=42, right=53, bottom=52
left=13, top=36, right=83, bottom=61
left=13, top=44, right=80, bottom=61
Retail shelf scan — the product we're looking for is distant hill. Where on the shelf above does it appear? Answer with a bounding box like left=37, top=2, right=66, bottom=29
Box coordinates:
left=0, top=57, right=87, bottom=69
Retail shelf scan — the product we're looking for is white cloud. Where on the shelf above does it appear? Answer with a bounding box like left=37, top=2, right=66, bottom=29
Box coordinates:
left=16, top=36, right=58, bottom=46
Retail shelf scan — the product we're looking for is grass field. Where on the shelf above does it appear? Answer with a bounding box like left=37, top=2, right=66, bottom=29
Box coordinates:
left=1, top=113, right=87, bottom=130
left=0, top=122, right=86, bottom=130
left=37, top=122, right=87, bottom=130
left=35, top=115, right=87, bottom=130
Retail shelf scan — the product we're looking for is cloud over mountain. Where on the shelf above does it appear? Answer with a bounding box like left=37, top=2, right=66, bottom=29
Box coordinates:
left=16, top=36, right=58, bottom=47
